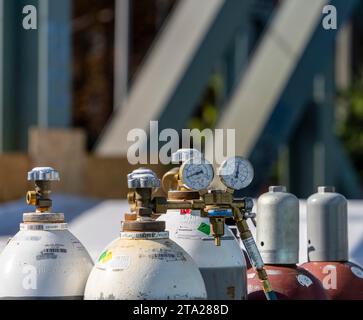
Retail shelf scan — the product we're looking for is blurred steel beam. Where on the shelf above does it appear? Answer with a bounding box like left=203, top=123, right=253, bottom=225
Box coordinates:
left=96, top=0, right=249, bottom=156
left=335, top=22, right=352, bottom=91
left=209, top=0, right=359, bottom=196
left=247, top=0, right=359, bottom=196
left=210, top=0, right=328, bottom=159
left=0, top=0, right=4, bottom=152
left=0, top=0, right=71, bottom=151
left=38, top=0, right=49, bottom=127
left=1, top=0, right=19, bottom=151
left=38, top=0, right=71, bottom=128
left=114, top=0, right=130, bottom=111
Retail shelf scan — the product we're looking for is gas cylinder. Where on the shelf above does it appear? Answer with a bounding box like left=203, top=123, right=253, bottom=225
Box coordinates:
left=247, top=186, right=327, bottom=300
left=0, top=167, right=93, bottom=299
left=301, top=186, right=363, bottom=299
left=158, top=149, right=247, bottom=300
left=84, top=168, right=207, bottom=300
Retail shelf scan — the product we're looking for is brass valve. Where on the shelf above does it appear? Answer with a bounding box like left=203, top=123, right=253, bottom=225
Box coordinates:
left=26, top=167, right=60, bottom=213
left=125, top=168, right=165, bottom=232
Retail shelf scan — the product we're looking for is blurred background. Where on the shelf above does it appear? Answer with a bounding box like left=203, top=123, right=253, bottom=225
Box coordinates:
left=1, top=0, right=363, bottom=261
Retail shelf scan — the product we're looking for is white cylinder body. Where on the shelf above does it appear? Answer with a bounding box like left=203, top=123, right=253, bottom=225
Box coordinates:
left=158, top=210, right=247, bottom=300
left=84, top=231, right=207, bottom=300
left=0, top=219, right=93, bottom=299
left=257, top=186, right=300, bottom=264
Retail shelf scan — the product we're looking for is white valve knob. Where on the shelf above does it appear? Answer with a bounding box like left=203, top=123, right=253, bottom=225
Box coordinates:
left=127, top=168, right=161, bottom=189
left=27, top=167, right=60, bottom=181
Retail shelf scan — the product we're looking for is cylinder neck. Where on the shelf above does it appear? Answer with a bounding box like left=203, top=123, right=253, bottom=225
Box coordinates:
left=318, top=186, right=336, bottom=193
left=22, top=212, right=65, bottom=224
left=269, top=186, right=287, bottom=193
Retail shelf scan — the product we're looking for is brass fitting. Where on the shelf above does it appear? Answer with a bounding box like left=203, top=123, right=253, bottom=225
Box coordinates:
left=26, top=184, right=52, bottom=213
left=26, top=191, right=37, bottom=206
left=210, top=217, right=225, bottom=246
left=161, top=167, right=180, bottom=193
left=203, top=190, right=234, bottom=206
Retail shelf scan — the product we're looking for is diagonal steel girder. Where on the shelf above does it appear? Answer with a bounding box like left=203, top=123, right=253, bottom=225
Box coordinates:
left=249, top=0, right=358, bottom=196
left=210, top=0, right=359, bottom=196
left=96, top=0, right=250, bottom=156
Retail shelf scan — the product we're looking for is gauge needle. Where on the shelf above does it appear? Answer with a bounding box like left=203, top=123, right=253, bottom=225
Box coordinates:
left=188, top=170, right=203, bottom=179
left=235, top=166, right=240, bottom=179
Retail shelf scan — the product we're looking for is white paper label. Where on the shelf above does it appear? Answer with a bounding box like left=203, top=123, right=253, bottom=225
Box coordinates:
left=120, top=232, right=169, bottom=240
left=108, top=256, right=131, bottom=271
left=20, top=223, right=68, bottom=231
left=97, top=255, right=131, bottom=271
left=247, top=273, right=256, bottom=279
left=351, top=266, right=363, bottom=279
left=297, top=274, right=313, bottom=287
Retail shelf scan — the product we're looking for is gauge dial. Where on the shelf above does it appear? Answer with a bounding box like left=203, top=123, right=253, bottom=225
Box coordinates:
left=180, top=158, right=214, bottom=191
left=218, top=157, right=254, bottom=190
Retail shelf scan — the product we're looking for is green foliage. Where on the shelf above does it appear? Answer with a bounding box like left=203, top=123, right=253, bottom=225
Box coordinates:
left=187, top=73, right=223, bottom=131
left=337, top=74, right=363, bottom=179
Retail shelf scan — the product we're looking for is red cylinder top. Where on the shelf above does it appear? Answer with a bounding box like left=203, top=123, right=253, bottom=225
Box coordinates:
left=301, top=261, right=363, bottom=300
left=247, top=265, right=327, bottom=300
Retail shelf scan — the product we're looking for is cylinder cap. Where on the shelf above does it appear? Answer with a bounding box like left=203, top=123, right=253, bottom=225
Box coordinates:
left=307, top=186, right=348, bottom=262
left=257, top=186, right=299, bottom=264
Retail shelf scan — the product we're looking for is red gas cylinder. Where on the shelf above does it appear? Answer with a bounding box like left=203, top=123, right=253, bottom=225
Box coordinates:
left=247, top=265, right=327, bottom=300
left=247, top=186, right=327, bottom=300
left=301, top=261, right=363, bottom=300
left=301, top=187, right=363, bottom=299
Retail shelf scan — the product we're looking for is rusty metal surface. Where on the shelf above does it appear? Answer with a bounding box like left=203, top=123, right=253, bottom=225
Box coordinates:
left=247, top=265, right=327, bottom=300
left=301, top=261, right=363, bottom=300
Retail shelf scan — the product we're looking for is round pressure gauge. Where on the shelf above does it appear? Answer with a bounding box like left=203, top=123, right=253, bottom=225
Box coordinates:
left=180, top=158, right=214, bottom=191
left=218, top=156, right=254, bottom=190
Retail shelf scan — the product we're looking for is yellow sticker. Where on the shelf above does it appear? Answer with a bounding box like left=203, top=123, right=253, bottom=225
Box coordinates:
left=98, top=250, right=113, bottom=264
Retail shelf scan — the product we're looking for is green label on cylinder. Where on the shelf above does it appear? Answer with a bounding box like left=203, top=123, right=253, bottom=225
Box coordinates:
left=197, top=223, right=211, bottom=236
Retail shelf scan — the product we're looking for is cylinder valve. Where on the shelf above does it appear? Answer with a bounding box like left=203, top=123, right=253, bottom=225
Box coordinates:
left=125, top=168, right=165, bottom=232
left=26, top=167, right=60, bottom=213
